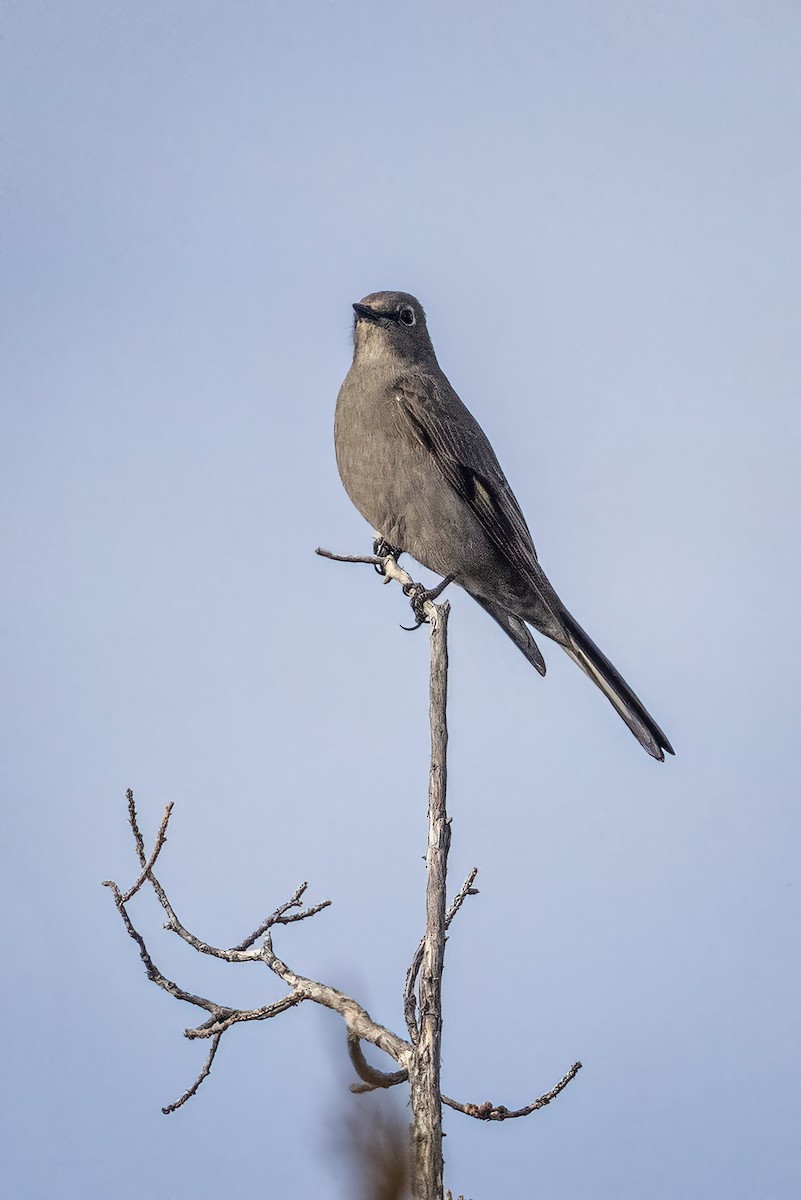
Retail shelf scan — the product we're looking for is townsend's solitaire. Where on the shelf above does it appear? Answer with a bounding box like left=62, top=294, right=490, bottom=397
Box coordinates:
left=334, top=290, right=673, bottom=761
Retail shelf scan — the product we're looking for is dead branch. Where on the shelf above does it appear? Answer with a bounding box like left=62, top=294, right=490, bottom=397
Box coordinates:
left=315, top=546, right=445, bottom=627
left=406, top=598, right=450, bottom=1198
left=314, top=548, right=386, bottom=567
left=442, top=1060, right=584, bottom=1120
left=162, top=1033, right=222, bottom=1114
left=120, top=801, right=172, bottom=902
left=405, top=867, right=479, bottom=1042
left=348, top=1032, right=409, bottom=1093
left=104, top=792, right=411, bottom=1109
left=107, top=550, right=582, bottom=1200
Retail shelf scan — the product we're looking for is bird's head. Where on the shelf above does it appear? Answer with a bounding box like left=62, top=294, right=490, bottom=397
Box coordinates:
left=352, top=291, right=436, bottom=364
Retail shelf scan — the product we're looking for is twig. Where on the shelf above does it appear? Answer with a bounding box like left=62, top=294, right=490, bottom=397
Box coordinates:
left=345, top=1039, right=581, bottom=1121
left=316, top=547, right=442, bottom=626
left=120, top=811, right=333, bottom=965
left=161, top=895, right=331, bottom=965
left=162, top=1033, right=223, bottom=1114
left=105, top=791, right=412, bottom=1112
left=127, top=787, right=146, bottom=867
left=445, top=868, right=479, bottom=928
left=442, top=1061, right=583, bottom=1121
left=102, top=876, right=226, bottom=1020
left=315, top=548, right=385, bottom=567
left=120, top=796, right=183, bottom=931
left=348, top=1031, right=409, bottom=1093
left=185, top=993, right=305, bottom=1038
left=405, top=868, right=479, bottom=1042
left=231, top=883, right=332, bottom=953
left=121, top=802, right=173, bottom=903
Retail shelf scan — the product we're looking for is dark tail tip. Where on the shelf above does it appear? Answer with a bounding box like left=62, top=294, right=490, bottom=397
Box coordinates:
left=561, top=610, right=674, bottom=762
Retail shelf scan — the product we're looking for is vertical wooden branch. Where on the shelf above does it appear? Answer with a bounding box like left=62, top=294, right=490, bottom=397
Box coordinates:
left=409, top=600, right=451, bottom=1200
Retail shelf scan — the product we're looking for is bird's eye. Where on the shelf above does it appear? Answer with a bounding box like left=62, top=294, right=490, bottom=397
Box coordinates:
left=399, top=307, right=416, bottom=327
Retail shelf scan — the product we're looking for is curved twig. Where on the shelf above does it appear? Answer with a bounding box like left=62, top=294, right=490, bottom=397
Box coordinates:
left=442, top=1061, right=583, bottom=1121
left=348, top=1031, right=409, bottom=1093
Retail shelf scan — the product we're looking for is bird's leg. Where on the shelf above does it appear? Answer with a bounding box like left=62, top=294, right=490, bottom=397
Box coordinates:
left=400, top=574, right=456, bottom=631
left=372, top=535, right=403, bottom=575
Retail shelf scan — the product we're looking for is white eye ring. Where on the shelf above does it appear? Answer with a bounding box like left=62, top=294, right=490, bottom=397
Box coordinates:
left=399, top=307, right=416, bottom=327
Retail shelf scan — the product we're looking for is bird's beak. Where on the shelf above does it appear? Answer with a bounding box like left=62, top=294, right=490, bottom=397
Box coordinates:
left=353, top=302, right=399, bottom=324
left=353, top=302, right=380, bottom=322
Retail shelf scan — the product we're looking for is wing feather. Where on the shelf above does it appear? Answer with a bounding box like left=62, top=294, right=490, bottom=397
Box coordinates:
left=396, top=373, right=552, bottom=597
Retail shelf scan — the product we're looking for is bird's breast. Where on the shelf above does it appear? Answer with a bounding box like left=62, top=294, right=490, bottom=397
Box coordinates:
left=334, top=368, right=495, bottom=579
left=335, top=373, right=425, bottom=548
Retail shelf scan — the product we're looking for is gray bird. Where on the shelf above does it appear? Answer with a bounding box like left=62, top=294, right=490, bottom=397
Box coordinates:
left=334, top=290, right=674, bottom=761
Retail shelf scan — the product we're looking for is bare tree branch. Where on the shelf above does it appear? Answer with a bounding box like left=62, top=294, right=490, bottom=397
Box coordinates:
left=345, top=1029, right=580, bottom=1124
left=230, top=883, right=332, bottom=953
left=161, top=896, right=314, bottom=964
left=260, top=931, right=411, bottom=1067
left=442, top=1061, right=584, bottom=1121
left=184, top=993, right=305, bottom=1039
left=108, top=548, right=583, bottom=1192
left=407, top=600, right=450, bottom=1199
left=405, top=867, right=479, bottom=1043
left=348, top=1031, right=409, bottom=1093
left=120, top=800, right=173, bottom=902
left=102, top=876, right=226, bottom=1021
left=127, top=786, right=147, bottom=867
left=446, top=868, right=480, bottom=927
left=104, top=791, right=412, bottom=1112
left=315, top=548, right=386, bottom=567
left=161, top=1033, right=222, bottom=1114
left=316, top=546, right=444, bottom=627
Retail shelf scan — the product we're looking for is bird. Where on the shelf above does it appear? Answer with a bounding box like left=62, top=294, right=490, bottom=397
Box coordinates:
left=334, top=290, right=673, bottom=761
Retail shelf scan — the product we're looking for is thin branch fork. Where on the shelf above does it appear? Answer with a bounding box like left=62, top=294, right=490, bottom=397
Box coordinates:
left=104, top=768, right=577, bottom=1129
left=103, top=792, right=412, bottom=1112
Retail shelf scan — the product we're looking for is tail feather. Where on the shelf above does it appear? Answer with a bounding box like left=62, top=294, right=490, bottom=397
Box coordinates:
left=560, top=610, right=674, bottom=761
left=471, top=595, right=547, bottom=675
left=471, top=588, right=673, bottom=761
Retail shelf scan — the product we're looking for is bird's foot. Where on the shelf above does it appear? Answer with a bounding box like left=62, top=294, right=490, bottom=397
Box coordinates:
left=400, top=574, right=455, bottom=631
left=372, top=537, right=403, bottom=575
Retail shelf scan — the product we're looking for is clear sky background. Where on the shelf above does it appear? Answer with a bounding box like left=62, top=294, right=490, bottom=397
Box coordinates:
left=2, top=2, right=800, bottom=1197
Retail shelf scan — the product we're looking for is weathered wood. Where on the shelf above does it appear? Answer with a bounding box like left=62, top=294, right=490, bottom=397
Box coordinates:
left=409, top=601, right=451, bottom=1200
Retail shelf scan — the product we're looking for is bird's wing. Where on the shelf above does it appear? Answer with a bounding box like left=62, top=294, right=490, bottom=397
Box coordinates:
left=395, top=371, right=550, bottom=590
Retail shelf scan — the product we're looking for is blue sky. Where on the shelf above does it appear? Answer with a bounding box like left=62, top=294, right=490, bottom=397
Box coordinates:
left=2, top=2, right=800, bottom=1197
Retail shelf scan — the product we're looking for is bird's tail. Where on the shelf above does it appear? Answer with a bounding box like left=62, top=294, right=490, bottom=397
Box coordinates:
left=472, top=595, right=547, bottom=675
left=559, top=609, right=674, bottom=761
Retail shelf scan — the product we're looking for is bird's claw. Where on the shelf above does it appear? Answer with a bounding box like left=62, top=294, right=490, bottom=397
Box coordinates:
left=400, top=574, right=455, bottom=631
left=400, top=583, right=428, bottom=631
left=372, top=537, right=403, bottom=575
